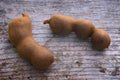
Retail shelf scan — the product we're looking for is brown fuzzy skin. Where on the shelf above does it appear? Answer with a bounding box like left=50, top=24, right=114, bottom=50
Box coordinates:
left=91, top=29, right=111, bottom=50
left=74, top=19, right=95, bottom=39
left=43, top=14, right=76, bottom=35
left=8, top=13, right=32, bottom=46
left=8, top=13, right=54, bottom=70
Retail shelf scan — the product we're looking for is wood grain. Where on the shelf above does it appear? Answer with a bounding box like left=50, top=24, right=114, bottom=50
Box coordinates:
left=0, top=0, right=120, bottom=80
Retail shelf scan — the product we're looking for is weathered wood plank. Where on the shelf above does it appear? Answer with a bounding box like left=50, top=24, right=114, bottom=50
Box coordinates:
left=0, top=0, right=120, bottom=80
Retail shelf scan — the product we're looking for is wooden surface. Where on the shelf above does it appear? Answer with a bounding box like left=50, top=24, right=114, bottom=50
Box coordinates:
left=0, top=0, right=120, bottom=80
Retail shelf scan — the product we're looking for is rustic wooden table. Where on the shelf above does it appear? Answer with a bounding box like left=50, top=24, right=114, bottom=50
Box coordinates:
left=0, top=0, right=120, bottom=80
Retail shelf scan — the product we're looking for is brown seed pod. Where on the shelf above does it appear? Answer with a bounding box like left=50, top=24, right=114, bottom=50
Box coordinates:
left=8, top=13, right=54, bottom=70
left=43, top=14, right=76, bottom=35
left=73, top=19, right=95, bottom=39
left=91, top=28, right=111, bottom=50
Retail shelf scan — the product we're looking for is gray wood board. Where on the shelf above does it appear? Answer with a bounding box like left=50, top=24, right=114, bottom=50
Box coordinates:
left=0, top=0, right=120, bottom=80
